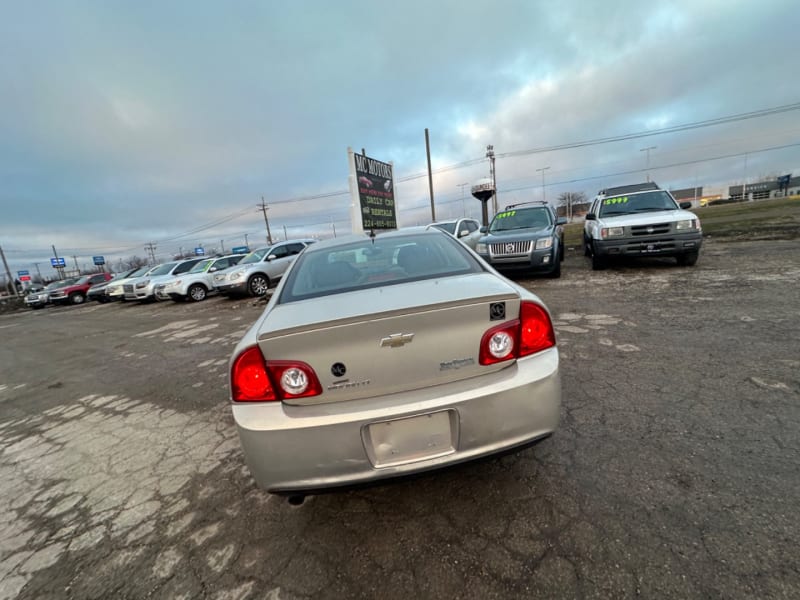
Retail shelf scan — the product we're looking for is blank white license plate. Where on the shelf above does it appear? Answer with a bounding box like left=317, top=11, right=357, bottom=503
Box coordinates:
left=365, top=410, right=456, bottom=468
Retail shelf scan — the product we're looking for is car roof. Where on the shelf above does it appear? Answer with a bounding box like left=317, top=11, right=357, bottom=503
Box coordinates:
left=302, top=228, right=441, bottom=253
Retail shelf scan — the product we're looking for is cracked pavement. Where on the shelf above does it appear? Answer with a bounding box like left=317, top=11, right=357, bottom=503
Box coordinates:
left=1, top=239, right=799, bottom=599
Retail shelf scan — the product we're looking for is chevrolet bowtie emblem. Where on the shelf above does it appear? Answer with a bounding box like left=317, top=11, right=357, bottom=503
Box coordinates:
left=380, top=333, right=415, bottom=348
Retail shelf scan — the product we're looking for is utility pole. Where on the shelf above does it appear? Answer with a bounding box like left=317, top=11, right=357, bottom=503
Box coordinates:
left=72, top=255, right=80, bottom=274
left=425, top=128, right=436, bottom=221
left=259, top=197, right=273, bottom=245
left=536, top=166, right=551, bottom=203
left=486, top=145, right=497, bottom=215
left=640, top=146, right=657, bottom=182
left=244, top=233, right=249, bottom=248
left=0, top=245, right=18, bottom=297
left=144, top=242, right=157, bottom=265
left=33, top=262, right=42, bottom=282
left=457, top=183, right=469, bottom=216
left=332, top=221, right=337, bottom=238
left=52, top=244, right=65, bottom=279
left=219, top=239, right=225, bottom=253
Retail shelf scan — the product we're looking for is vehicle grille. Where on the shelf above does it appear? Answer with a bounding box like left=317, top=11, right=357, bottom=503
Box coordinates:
left=490, top=241, right=532, bottom=256
left=631, top=223, right=671, bottom=236
left=123, top=284, right=134, bottom=293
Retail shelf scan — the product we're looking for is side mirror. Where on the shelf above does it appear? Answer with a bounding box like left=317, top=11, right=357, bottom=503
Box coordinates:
left=266, top=254, right=277, bottom=261
left=585, top=213, right=597, bottom=221
left=209, top=267, right=217, bottom=272
left=458, top=229, right=469, bottom=238
left=479, top=226, right=488, bottom=233
left=679, top=201, right=692, bottom=209
left=556, top=217, right=568, bottom=225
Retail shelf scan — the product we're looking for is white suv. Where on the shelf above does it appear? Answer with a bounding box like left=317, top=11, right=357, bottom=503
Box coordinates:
left=583, top=183, right=702, bottom=270
left=155, top=254, right=246, bottom=302
left=214, top=239, right=316, bottom=297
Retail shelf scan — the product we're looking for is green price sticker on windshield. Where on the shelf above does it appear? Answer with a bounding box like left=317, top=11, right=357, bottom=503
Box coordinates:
left=603, top=196, right=629, bottom=205
left=496, top=210, right=516, bottom=219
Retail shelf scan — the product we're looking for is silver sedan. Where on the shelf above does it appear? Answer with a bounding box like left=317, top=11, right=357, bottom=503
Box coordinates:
left=229, top=228, right=560, bottom=499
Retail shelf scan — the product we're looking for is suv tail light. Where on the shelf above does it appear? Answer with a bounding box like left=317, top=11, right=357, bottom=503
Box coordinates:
left=231, top=346, right=322, bottom=402
left=479, top=301, right=555, bottom=365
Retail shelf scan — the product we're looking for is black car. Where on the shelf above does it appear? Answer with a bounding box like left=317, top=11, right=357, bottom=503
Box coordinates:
left=476, top=201, right=567, bottom=278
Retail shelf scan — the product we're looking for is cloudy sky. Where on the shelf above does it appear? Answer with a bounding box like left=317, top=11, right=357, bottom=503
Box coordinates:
left=1, top=0, right=798, bottom=276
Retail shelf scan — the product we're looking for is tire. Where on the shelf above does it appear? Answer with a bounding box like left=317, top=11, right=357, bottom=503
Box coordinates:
left=70, top=292, right=85, bottom=305
left=583, top=234, right=591, bottom=257
left=547, top=257, right=562, bottom=278
left=188, top=283, right=207, bottom=302
left=591, top=242, right=607, bottom=271
left=248, top=274, right=270, bottom=296
left=676, top=252, right=699, bottom=267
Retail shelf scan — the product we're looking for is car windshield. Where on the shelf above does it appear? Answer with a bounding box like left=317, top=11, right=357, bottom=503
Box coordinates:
left=239, top=248, right=270, bottom=265
left=599, top=190, right=678, bottom=216
left=489, top=207, right=551, bottom=232
left=149, top=262, right=178, bottom=276
left=431, top=222, right=456, bottom=235
left=45, top=279, right=75, bottom=290
left=279, top=233, right=484, bottom=303
left=124, top=267, right=149, bottom=278
left=188, top=259, right=213, bottom=274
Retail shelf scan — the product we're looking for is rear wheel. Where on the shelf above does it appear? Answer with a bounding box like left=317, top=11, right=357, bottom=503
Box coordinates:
left=70, top=292, right=85, bottom=305
left=248, top=274, right=270, bottom=296
left=547, top=258, right=561, bottom=278
left=676, top=252, right=699, bottom=266
left=188, top=283, right=207, bottom=302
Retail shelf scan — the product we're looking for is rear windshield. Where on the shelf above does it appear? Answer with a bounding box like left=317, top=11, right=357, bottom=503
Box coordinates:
left=431, top=222, right=456, bottom=234
left=278, top=233, right=485, bottom=303
left=599, top=190, right=678, bottom=216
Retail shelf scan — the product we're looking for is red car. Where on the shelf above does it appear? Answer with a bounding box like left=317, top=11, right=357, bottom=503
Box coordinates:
left=48, top=273, right=113, bottom=305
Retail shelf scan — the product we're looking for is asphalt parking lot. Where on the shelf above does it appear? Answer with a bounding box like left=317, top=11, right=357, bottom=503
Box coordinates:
left=1, top=238, right=799, bottom=600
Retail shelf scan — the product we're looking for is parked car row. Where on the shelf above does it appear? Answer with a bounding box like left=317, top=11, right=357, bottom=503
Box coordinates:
left=25, top=239, right=319, bottom=309
left=429, top=181, right=703, bottom=276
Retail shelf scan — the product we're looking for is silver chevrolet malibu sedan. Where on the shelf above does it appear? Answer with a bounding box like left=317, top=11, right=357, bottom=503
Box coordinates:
left=229, top=228, right=561, bottom=499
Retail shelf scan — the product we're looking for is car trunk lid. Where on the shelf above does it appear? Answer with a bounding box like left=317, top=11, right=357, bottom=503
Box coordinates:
left=257, top=273, right=522, bottom=405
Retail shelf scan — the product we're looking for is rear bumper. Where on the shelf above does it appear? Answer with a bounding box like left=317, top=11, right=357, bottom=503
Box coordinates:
left=594, top=232, right=702, bottom=257
left=233, top=347, right=560, bottom=493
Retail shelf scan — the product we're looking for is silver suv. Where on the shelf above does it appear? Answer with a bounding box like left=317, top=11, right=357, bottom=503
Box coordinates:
left=583, top=182, right=702, bottom=270
left=214, top=239, right=316, bottom=297
left=476, top=202, right=567, bottom=278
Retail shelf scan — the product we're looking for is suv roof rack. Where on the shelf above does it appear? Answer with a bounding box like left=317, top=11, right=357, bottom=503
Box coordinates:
left=504, top=200, right=550, bottom=209
left=598, top=182, right=660, bottom=196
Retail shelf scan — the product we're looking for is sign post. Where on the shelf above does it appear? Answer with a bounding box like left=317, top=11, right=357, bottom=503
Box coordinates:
left=349, top=149, right=396, bottom=233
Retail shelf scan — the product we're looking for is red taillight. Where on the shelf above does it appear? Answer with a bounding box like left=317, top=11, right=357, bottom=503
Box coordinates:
left=479, top=320, right=519, bottom=365
left=231, top=347, right=322, bottom=402
left=518, top=301, right=556, bottom=357
left=479, top=301, right=555, bottom=365
left=266, top=361, right=322, bottom=399
left=231, top=346, right=276, bottom=402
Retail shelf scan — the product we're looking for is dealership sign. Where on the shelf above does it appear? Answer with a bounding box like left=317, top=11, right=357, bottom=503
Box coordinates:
left=92, top=256, right=105, bottom=265
left=353, top=153, right=396, bottom=230
left=50, top=257, right=66, bottom=267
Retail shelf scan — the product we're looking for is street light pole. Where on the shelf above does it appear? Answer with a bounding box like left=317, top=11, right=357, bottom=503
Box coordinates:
left=640, top=146, right=657, bottom=182
left=536, top=166, right=551, bottom=203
